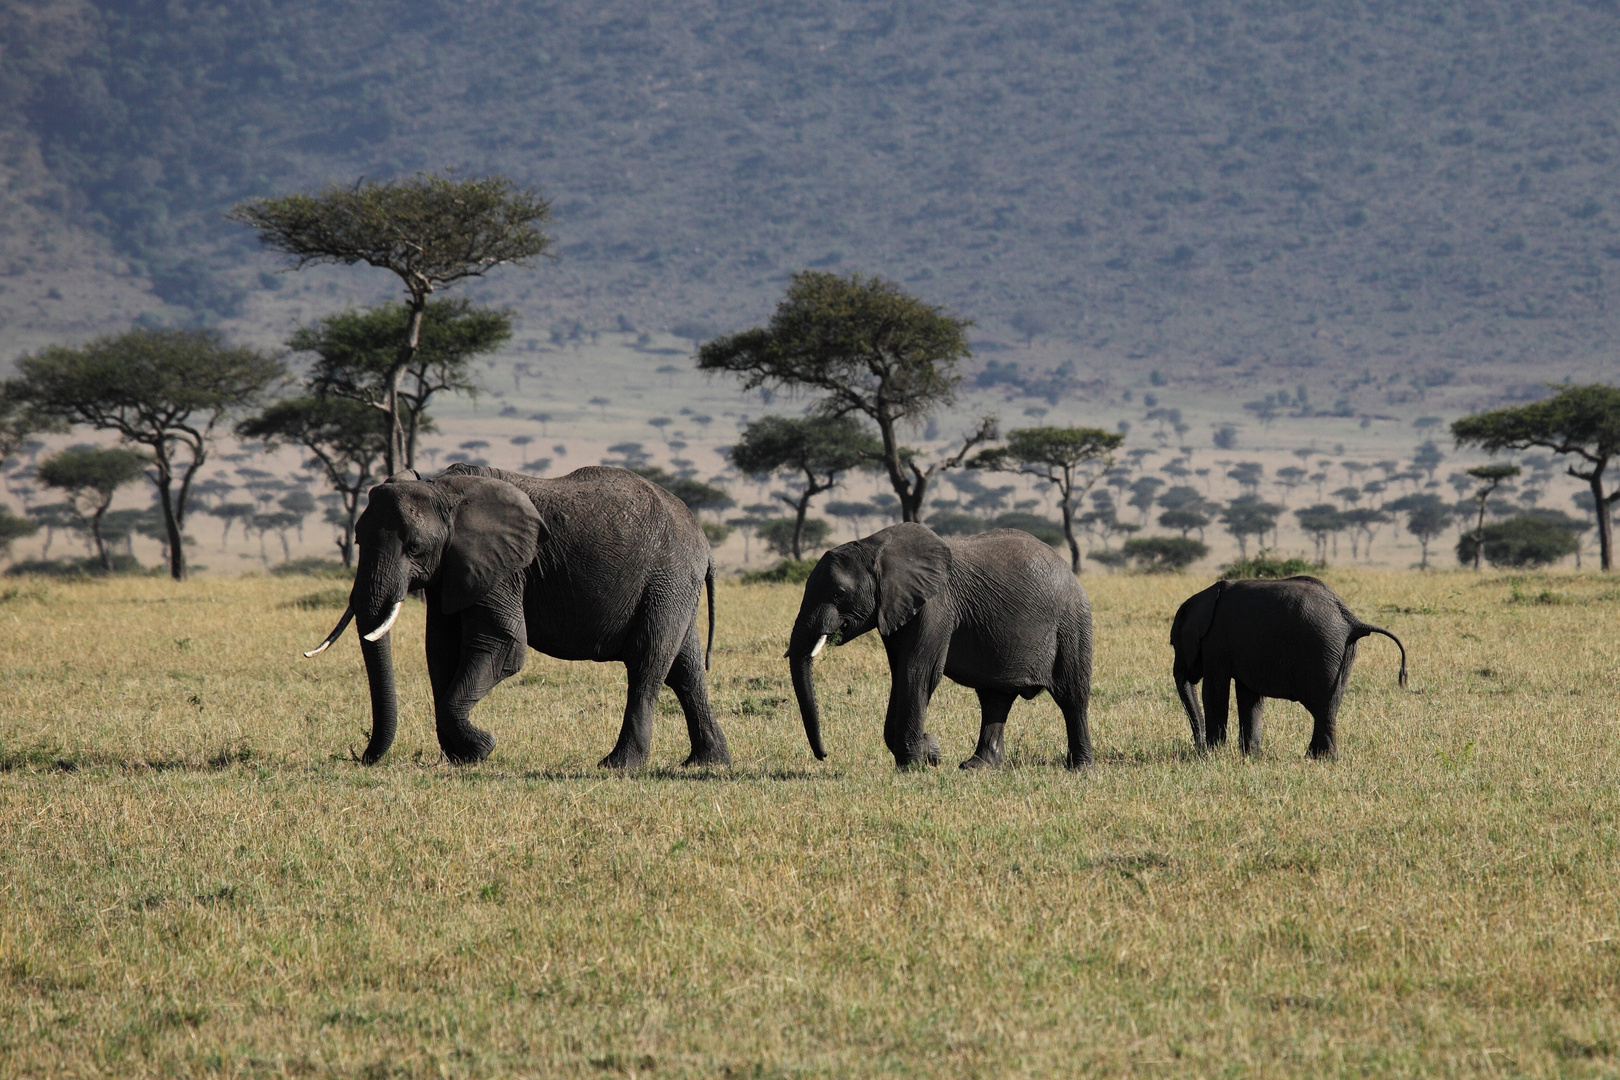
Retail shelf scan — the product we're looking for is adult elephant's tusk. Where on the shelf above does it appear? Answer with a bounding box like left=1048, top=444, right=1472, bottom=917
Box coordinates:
left=363, top=601, right=403, bottom=642
left=809, top=634, right=828, bottom=658
left=303, top=606, right=355, bottom=658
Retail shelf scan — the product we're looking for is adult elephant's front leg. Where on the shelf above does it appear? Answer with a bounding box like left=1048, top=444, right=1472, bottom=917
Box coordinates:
left=881, top=625, right=945, bottom=769
left=427, top=598, right=526, bottom=763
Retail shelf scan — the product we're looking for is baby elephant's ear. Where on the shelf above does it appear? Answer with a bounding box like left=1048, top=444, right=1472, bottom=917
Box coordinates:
left=873, top=522, right=953, bottom=635
left=438, top=476, right=545, bottom=613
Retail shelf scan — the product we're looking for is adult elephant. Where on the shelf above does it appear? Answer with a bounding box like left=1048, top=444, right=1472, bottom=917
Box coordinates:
left=785, top=523, right=1094, bottom=770
left=304, top=464, right=731, bottom=769
left=1170, top=576, right=1407, bottom=759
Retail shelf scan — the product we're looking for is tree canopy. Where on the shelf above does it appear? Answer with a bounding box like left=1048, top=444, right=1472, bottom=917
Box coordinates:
left=1453, top=385, right=1620, bottom=569
left=231, top=172, right=551, bottom=473
left=698, top=271, right=991, bottom=522
left=7, top=328, right=283, bottom=579
left=730, top=414, right=881, bottom=559
left=287, top=298, right=511, bottom=471
left=238, top=396, right=389, bottom=568
left=37, top=446, right=151, bottom=571
left=970, top=426, right=1123, bottom=573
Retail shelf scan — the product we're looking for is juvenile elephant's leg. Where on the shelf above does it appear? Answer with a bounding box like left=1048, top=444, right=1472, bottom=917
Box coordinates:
left=961, top=689, right=1015, bottom=769
left=431, top=598, right=526, bottom=763
left=1054, top=684, right=1094, bottom=770
left=600, top=659, right=667, bottom=769
left=1235, top=681, right=1264, bottom=756
left=1307, top=673, right=1349, bottom=759
left=1174, top=669, right=1206, bottom=749
left=1201, top=671, right=1231, bottom=748
left=666, top=619, right=730, bottom=767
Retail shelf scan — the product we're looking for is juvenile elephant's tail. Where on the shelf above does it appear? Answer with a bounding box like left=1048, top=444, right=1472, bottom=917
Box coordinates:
left=1351, top=623, right=1408, bottom=687
left=705, top=557, right=716, bottom=671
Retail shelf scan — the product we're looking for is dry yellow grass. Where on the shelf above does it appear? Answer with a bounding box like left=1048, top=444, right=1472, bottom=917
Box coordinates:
left=1, top=569, right=1618, bottom=1077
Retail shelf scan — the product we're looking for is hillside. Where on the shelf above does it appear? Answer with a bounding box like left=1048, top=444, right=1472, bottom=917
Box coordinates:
left=3, top=0, right=1619, bottom=396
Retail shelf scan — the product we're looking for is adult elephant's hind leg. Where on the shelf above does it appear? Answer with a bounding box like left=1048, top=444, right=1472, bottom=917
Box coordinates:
left=1235, top=681, right=1264, bottom=756
left=667, top=619, right=730, bottom=767
left=961, top=689, right=1014, bottom=769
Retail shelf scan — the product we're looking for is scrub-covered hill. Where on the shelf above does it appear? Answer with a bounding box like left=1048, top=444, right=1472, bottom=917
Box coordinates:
left=3, top=0, right=1619, bottom=395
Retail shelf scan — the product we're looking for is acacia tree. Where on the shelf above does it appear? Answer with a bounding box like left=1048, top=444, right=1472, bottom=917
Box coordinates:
left=36, top=447, right=150, bottom=571
left=1453, top=385, right=1620, bottom=570
left=729, top=415, right=882, bottom=560
left=1459, top=463, right=1521, bottom=571
left=1388, top=492, right=1453, bottom=569
left=238, top=397, right=388, bottom=567
left=1221, top=496, right=1284, bottom=560
left=230, top=172, right=552, bottom=474
left=8, top=328, right=283, bottom=579
left=968, top=426, right=1123, bottom=573
left=288, top=298, right=510, bottom=471
left=698, top=271, right=996, bottom=522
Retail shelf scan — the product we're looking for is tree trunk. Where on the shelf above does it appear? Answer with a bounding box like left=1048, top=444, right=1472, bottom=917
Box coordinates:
left=91, top=503, right=111, bottom=572
left=1591, top=472, right=1613, bottom=571
left=1060, top=492, right=1081, bottom=574
left=1473, top=499, right=1488, bottom=571
left=387, top=299, right=428, bottom=475
left=156, top=472, right=185, bottom=580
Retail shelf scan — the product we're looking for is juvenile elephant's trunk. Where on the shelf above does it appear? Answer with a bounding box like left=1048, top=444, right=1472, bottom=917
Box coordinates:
left=359, top=632, right=398, bottom=764
left=790, top=653, right=827, bottom=761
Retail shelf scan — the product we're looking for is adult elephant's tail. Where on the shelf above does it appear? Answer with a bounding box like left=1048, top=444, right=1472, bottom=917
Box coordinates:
left=1351, top=623, right=1408, bottom=687
left=705, top=556, right=716, bottom=670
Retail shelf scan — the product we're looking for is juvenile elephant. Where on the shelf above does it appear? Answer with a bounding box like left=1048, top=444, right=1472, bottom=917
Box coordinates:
left=1170, top=576, right=1407, bottom=759
left=785, top=523, right=1094, bottom=770
left=304, top=464, right=730, bottom=769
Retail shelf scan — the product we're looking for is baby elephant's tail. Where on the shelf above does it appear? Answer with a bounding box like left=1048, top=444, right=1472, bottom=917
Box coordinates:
left=1351, top=623, right=1408, bottom=687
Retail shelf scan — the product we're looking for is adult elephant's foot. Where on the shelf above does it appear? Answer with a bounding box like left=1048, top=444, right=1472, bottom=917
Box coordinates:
left=598, top=746, right=650, bottom=770
left=439, top=724, right=496, bottom=764
left=1306, top=742, right=1337, bottom=760
left=1064, top=751, right=1093, bottom=771
left=959, top=754, right=1000, bottom=770
left=681, top=746, right=732, bottom=767
left=893, top=733, right=942, bottom=770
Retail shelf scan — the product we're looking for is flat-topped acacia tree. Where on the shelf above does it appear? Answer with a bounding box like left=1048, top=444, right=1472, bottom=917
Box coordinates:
left=968, top=426, right=1123, bottom=573
left=698, top=271, right=995, bottom=523
left=8, top=328, right=283, bottom=579
left=729, top=414, right=882, bottom=560
left=230, top=172, right=552, bottom=475
left=1453, top=384, right=1620, bottom=570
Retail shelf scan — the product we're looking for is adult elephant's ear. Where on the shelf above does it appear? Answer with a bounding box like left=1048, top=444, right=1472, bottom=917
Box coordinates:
left=872, top=522, right=953, bottom=635
left=437, top=476, right=546, bottom=614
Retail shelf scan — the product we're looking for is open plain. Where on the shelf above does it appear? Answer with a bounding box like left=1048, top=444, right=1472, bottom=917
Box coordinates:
left=1, top=569, right=1617, bottom=1077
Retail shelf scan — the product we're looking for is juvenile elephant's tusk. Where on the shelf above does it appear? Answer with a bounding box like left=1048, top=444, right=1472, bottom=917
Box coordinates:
left=810, top=634, right=828, bottom=658
left=363, top=601, right=403, bottom=642
left=303, top=606, right=355, bottom=658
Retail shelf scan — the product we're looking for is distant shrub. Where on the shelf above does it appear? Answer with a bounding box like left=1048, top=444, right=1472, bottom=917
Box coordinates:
left=281, top=588, right=350, bottom=610
left=701, top=521, right=734, bottom=546
left=1220, top=550, right=1320, bottom=580
left=270, top=557, right=351, bottom=579
left=1456, top=516, right=1579, bottom=569
left=740, top=559, right=816, bottom=585
left=1212, top=425, right=1238, bottom=450
left=6, top=554, right=146, bottom=578
left=991, top=511, right=1064, bottom=547
left=1088, top=548, right=1128, bottom=571
left=925, top=509, right=986, bottom=536
left=1120, top=536, right=1209, bottom=572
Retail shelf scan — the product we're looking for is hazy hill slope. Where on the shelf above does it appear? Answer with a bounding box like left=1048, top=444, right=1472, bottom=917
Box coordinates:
left=3, top=0, right=1619, bottom=386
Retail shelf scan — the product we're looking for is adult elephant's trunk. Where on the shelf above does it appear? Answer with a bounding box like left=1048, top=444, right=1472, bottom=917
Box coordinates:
left=786, top=611, right=836, bottom=760
left=790, top=652, right=826, bottom=761
left=359, top=632, right=398, bottom=764
left=350, top=535, right=409, bottom=765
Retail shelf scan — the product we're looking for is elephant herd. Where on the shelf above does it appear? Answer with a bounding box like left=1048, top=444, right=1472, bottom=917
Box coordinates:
left=306, top=465, right=1408, bottom=769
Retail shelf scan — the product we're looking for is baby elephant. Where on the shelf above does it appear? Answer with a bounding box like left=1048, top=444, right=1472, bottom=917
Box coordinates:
left=786, top=523, right=1094, bottom=770
left=1171, top=576, right=1406, bottom=758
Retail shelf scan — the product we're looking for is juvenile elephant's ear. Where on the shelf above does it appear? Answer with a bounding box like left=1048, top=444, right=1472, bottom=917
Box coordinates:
left=871, top=523, right=953, bottom=635
left=1179, top=580, right=1226, bottom=648
left=437, top=476, right=545, bottom=614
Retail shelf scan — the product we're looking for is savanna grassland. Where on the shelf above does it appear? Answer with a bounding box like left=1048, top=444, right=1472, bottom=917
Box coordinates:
left=1, top=570, right=1618, bottom=1077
